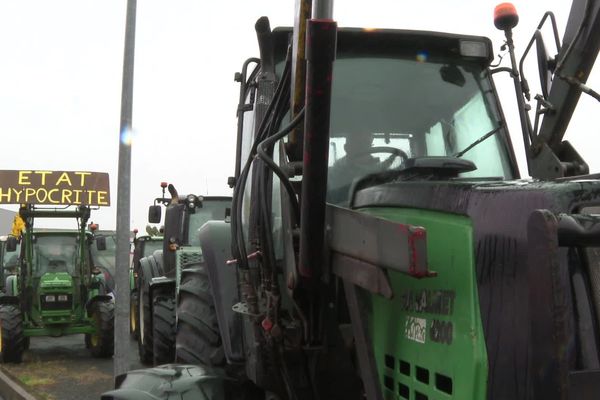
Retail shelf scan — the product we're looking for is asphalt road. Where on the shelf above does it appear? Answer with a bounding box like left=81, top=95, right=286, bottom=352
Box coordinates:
left=2, top=334, right=142, bottom=400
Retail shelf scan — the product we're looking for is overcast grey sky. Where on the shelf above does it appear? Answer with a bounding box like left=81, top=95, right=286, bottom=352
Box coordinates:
left=0, top=0, right=595, bottom=230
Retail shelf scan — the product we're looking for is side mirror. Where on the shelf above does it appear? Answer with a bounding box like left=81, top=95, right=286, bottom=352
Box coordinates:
left=96, top=236, right=107, bottom=251
left=148, top=205, right=162, bottom=224
left=535, top=30, right=552, bottom=99
left=6, top=236, right=18, bottom=252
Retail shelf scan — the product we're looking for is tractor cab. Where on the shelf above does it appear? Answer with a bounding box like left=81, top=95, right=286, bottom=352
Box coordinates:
left=90, top=229, right=117, bottom=292
left=29, top=231, right=88, bottom=326
left=132, top=234, right=163, bottom=273
left=151, top=186, right=231, bottom=278
left=33, top=233, right=80, bottom=276
left=303, top=29, right=519, bottom=205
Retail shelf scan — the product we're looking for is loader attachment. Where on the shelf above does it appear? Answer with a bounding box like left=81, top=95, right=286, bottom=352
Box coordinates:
left=528, top=210, right=600, bottom=399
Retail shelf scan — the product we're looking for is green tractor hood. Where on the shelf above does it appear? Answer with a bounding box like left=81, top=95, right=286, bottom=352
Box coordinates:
left=39, top=272, right=73, bottom=289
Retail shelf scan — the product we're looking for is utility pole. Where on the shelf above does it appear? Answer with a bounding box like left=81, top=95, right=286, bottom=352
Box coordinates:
left=114, top=0, right=137, bottom=381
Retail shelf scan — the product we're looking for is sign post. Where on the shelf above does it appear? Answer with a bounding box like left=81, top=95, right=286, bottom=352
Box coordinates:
left=114, top=0, right=137, bottom=380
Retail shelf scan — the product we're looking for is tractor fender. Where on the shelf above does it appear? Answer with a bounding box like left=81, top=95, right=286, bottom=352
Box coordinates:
left=100, top=364, right=228, bottom=400
left=90, top=270, right=109, bottom=295
left=86, top=295, right=113, bottom=315
left=198, top=220, right=244, bottom=363
left=139, top=251, right=165, bottom=284
left=148, top=277, right=176, bottom=301
left=139, top=251, right=166, bottom=303
left=0, top=294, right=20, bottom=306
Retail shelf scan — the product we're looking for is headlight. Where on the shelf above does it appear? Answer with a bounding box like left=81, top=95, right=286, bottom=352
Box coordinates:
left=186, top=194, right=197, bottom=209
left=58, top=295, right=68, bottom=302
left=459, top=40, right=489, bottom=58
left=45, top=295, right=56, bottom=302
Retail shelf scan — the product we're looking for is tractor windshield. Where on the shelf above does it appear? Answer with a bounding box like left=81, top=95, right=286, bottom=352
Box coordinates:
left=142, top=239, right=162, bottom=257
left=91, top=233, right=116, bottom=275
left=187, top=200, right=229, bottom=246
left=33, top=235, right=79, bottom=277
left=325, top=45, right=515, bottom=204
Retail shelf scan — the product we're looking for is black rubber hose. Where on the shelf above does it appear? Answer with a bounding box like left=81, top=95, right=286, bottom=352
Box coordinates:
left=231, top=56, right=291, bottom=269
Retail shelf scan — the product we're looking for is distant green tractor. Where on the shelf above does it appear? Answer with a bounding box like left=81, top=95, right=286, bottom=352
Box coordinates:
left=129, top=230, right=163, bottom=340
left=136, top=184, right=230, bottom=366
left=90, top=227, right=118, bottom=293
left=0, top=205, right=114, bottom=363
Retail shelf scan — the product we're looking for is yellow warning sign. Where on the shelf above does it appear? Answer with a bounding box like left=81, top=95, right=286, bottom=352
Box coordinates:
left=0, top=170, right=110, bottom=206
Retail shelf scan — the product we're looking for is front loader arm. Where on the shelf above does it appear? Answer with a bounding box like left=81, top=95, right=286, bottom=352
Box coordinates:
left=531, top=0, right=600, bottom=176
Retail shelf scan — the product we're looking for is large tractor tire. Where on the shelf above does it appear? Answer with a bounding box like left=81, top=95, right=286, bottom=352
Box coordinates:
left=138, top=275, right=153, bottom=364
left=137, top=256, right=163, bottom=365
left=0, top=304, right=25, bottom=363
left=130, top=289, right=139, bottom=340
left=176, top=266, right=224, bottom=366
left=88, top=300, right=115, bottom=358
left=152, top=295, right=176, bottom=365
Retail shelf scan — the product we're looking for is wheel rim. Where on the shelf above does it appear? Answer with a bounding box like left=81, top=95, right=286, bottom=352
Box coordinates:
left=130, top=300, right=137, bottom=333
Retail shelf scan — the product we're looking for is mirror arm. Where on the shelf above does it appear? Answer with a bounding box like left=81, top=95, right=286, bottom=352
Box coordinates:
left=490, top=66, right=515, bottom=75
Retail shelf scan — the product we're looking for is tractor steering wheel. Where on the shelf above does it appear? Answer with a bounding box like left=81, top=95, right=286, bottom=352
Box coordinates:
left=362, top=146, right=409, bottom=168
left=326, top=146, right=409, bottom=206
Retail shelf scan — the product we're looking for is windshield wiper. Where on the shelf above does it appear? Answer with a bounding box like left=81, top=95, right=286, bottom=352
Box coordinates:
left=453, top=125, right=503, bottom=158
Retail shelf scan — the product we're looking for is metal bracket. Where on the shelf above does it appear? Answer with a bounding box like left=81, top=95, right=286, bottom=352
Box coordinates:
left=232, top=302, right=262, bottom=318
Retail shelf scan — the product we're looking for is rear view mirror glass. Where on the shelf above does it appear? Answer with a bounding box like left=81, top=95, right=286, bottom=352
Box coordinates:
left=6, top=236, right=17, bottom=252
left=440, top=64, right=465, bottom=87
left=148, top=205, right=162, bottom=224
left=535, top=30, right=552, bottom=99
left=96, top=236, right=107, bottom=251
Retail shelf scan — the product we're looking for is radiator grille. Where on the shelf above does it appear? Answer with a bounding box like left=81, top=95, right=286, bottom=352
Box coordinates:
left=383, top=354, right=453, bottom=399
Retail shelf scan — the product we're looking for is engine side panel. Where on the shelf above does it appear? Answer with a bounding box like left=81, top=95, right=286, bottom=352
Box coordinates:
left=362, top=207, right=488, bottom=400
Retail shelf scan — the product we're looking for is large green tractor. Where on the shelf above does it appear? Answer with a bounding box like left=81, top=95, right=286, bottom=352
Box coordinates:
left=104, top=1, right=600, bottom=399
left=0, top=205, right=114, bottom=363
left=135, top=183, right=230, bottom=366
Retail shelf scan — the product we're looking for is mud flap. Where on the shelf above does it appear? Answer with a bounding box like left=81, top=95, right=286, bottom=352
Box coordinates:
left=86, top=295, right=113, bottom=315
left=101, top=364, right=228, bottom=400
left=199, top=221, right=244, bottom=363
